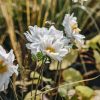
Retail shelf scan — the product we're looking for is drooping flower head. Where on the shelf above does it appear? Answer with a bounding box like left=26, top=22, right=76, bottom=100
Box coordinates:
left=24, top=25, right=70, bottom=61
left=0, top=45, right=18, bottom=91
left=62, top=13, right=85, bottom=48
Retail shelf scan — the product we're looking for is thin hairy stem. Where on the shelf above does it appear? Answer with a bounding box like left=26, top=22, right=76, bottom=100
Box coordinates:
left=36, top=75, right=100, bottom=96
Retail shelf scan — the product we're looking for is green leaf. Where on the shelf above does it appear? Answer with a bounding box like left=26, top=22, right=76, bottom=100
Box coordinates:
left=94, top=50, right=100, bottom=70
left=58, top=86, right=68, bottom=97
left=31, top=55, right=36, bottom=61
left=86, top=34, right=100, bottom=49
left=30, top=71, right=52, bottom=83
left=71, top=95, right=78, bottom=100
left=36, top=52, right=44, bottom=61
left=24, top=90, right=41, bottom=100
left=62, top=68, right=83, bottom=86
left=30, top=71, right=40, bottom=79
left=75, top=85, right=94, bottom=98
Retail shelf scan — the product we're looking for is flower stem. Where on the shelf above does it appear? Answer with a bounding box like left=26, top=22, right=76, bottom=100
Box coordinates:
left=34, top=57, right=47, bottom=100
left=54, top=61, right=62, bottom=100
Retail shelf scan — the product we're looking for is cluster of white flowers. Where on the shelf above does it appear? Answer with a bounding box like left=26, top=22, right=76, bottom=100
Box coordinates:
left=0, top=45, right=18, bottom=91
left=0, top=13, right=85, bottom=93
left=24, top=13, right=85, bottom=62
left=24, top=26, right=69, bottom=61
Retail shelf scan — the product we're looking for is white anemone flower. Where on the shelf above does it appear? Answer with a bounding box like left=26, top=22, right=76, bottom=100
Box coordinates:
left=0, top=45, right=18, bottom=91
left=62, top=13, right=85, bottom=48
left=40, top=35, right=69, bottom=61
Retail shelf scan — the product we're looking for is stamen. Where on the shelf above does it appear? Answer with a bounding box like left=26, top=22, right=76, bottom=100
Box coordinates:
left=46, top=46, right=55, bottom=53
left=71, top=23, right=81, bottom=33
left=0, top=60, right=8, bottom=73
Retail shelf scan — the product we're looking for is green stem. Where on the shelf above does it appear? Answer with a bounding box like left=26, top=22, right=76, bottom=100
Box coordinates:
left=34, top=57, right=47, bottom=100
left=54, top=61, right=62, bottom=100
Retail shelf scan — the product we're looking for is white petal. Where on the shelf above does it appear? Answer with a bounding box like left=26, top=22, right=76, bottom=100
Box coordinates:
left=7, top=50, right=15, bottom=64
left=0, top=45, right=8, bottom=60
left=59, top=49, right=69, bottom=57
left=74, top=34, right=85, bottom=39
left=48, top=26, right=63, bottom=39
left=24, top=31, right=34, bottom=42
left=52, top=41, right=63, bottom=50
left=0, top=74, right=9, bottom=91
left=46, top=52, right=62, bottom=61
left=0, top=45, right=6, bottom=54
left=10, top=64, right=19, bottom=76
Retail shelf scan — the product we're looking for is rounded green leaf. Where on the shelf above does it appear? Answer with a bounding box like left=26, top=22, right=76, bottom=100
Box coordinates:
left=24, top=90, right=41, bottom=100
left=62, top=68, right=83, bottom=85
left=58, top=86, right=68, bottom=97
left=75, top=85, right=94, bottom=98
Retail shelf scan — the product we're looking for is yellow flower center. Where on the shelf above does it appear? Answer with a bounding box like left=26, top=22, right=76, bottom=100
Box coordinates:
left=46, top=46, right=55, bottom=53
left=71, top=23, right=81, bottom=33
left=0, top=60, right=8, bottom=73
